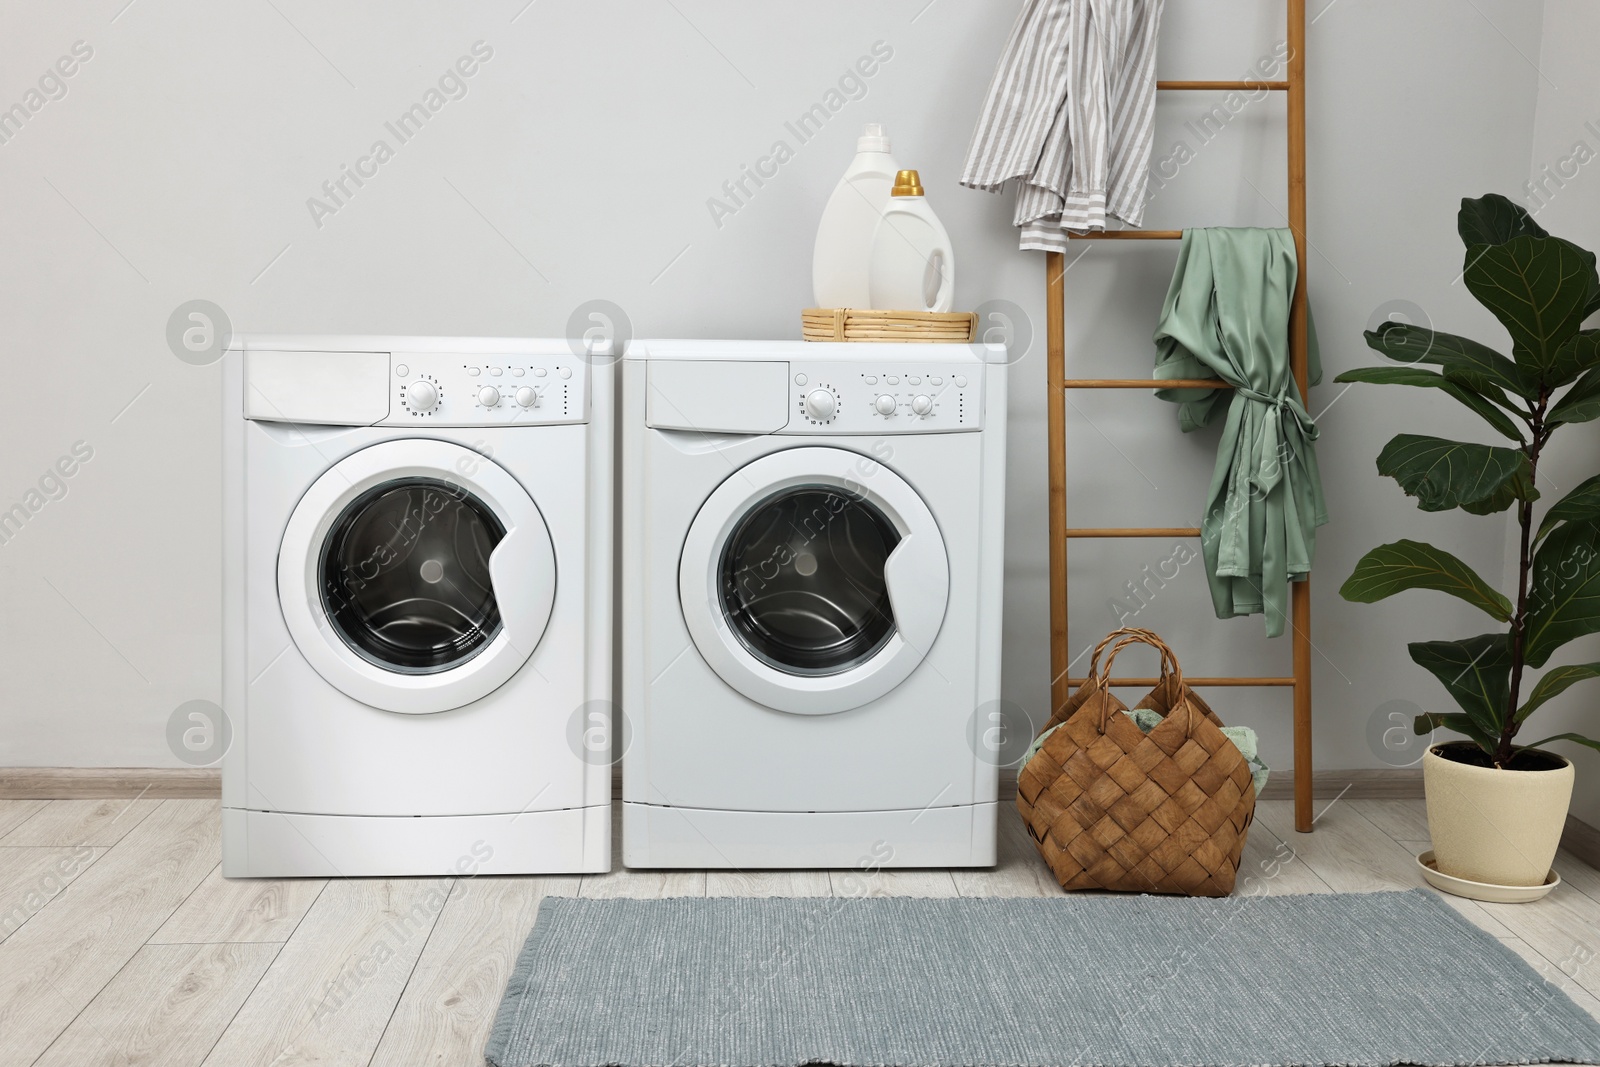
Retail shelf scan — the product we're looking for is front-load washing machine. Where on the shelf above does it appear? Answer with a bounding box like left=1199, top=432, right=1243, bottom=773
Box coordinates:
left=222, top=336, right=611, bottom=877
left=622, top=340, right=1006, bottom=868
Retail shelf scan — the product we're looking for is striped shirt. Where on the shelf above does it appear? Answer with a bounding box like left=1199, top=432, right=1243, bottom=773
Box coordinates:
left=961, top=0, right=1165, bottom=251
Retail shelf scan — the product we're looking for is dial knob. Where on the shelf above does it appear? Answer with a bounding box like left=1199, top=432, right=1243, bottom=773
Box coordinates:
left=405, top=380, right=438, bottom=413
left=804, top=388, right=837, bottom=422
left=874, top=394, right=897, bottom=416
left=477, top=386, right=500, bottom=407
left=515, top=386, right=538, bottom=408
left=911, top=394, right=934, bottom=415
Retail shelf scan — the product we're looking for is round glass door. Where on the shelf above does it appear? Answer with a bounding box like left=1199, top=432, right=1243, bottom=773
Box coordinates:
left=279, top=438, right=557, bottom=714
left=719, top=486, right=901, bottom=675
left=319, top=478, right=505, bottom=674
left=679, top=446, right=950, bottom=716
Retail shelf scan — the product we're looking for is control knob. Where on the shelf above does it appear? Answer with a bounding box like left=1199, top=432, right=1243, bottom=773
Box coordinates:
left=405, top=380, right=438, bottom=413
left=477, top=386, right=500, bottom=407
left=911, top=394, right=934, bottom=415
left=874, top=394, right=897, bottom=416
left=515, top=386, right=539, bottom=408
left=804, top=388, right=837, bottom=422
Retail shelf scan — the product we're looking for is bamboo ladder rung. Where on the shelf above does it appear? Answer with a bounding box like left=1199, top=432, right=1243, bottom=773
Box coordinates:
left=1067, top=528, right=1200, bottom=538
left=1067, top=677, right=1297, bottom=688
left=1157, top=80, right=1290, bottom=91
left=1064, top=379, right=1232, bottom=389
left=1069, top=230, right=1185, bottom=240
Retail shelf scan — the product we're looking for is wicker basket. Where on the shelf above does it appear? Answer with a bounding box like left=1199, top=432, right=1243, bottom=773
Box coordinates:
left=1017, top=628, right=1257, bottom=897
left=802, top=307, right=978, bottom=343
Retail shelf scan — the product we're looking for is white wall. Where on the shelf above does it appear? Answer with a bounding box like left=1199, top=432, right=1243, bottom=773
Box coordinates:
left=0, top=0, right=1588, bottom=807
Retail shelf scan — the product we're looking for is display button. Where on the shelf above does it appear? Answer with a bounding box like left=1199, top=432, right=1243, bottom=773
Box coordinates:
left=395, top=364, right=409, bottom=377
left=874, top=394, right=897, bottom=416
left=794, top=373, right=808, bottom=386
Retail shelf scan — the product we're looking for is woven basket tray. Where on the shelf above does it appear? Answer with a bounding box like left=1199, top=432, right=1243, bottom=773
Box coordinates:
left=802, top=308, right=977, bottom=343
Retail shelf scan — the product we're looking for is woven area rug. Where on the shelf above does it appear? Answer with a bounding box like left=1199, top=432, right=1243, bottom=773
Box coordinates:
left=486, top=890, right=1600, bottom=1067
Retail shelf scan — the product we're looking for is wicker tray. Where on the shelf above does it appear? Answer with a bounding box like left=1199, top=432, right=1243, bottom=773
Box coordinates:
left=802, top=308, right=977, bottom=343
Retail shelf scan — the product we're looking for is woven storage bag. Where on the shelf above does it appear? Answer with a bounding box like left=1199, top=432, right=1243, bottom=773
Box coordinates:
left=1017, top=628, right=1257, bottom=897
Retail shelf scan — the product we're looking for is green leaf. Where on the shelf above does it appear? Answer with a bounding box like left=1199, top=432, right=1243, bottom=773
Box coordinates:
left=1458, top=194, right=1549, bottom=247
left=1414, top=712, right=1495, bottom=751
left=1376, top=434, right=1537, bottom=515
left=1333, top=366, right=1523, bottom=440
left=1548, top=336, right=1600, bottom=419
left=1525, top=519, right=1600, bottom=667
left=1463, top=235, right=1600, bottom=388
left=1536, top=474, right=1600, bottom=543
left=1340, top=539, right=1513, bottom=620
left=1362, top=321, right=1530, bottom=404
left=1521, top=732, right=1600, bottom=754
left=1408, top=633, right=1513, bottom=740
left=1517, top=662, right=1600, bottom=723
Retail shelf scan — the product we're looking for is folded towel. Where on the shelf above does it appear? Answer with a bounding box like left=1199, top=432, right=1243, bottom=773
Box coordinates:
left=961, top=0, right=1166, bottom=250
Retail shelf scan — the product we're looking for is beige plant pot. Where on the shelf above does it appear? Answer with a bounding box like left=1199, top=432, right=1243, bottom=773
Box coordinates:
left=1423, top=743, right=1574, bottom=890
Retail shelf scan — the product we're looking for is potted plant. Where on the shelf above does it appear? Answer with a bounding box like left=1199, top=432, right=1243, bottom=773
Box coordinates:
left=1336, top=193, right=1598, bottom=896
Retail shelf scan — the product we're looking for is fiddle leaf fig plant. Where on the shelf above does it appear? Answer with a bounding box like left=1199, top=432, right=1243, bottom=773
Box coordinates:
left=1337, top=194, right=1600, bottom=767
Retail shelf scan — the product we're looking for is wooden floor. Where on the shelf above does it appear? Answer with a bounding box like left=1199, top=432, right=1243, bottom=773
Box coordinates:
left=0, top=796, right=1595, bottom=1066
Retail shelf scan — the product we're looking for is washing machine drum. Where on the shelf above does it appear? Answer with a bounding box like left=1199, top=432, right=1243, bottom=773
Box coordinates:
left=319, top=478, right=505, bottom=673
left=679, top=446, right=949, bottom=716
left=278, top=439, right=556, bottom=714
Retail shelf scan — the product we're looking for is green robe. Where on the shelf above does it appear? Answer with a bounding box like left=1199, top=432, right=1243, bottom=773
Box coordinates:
left=1152, top=228, right=1328, bottom=637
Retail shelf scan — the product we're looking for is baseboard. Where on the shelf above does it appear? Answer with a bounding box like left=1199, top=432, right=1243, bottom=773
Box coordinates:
left=1257, top=769, right=1425, bottom=800
left=0, top=767, right=221, bottom=799
left=6, top=765, right=1594, bottom=869
left=999, top=767, right=1424, bottom=802
left=1564, top=814, right=1600, bottom=871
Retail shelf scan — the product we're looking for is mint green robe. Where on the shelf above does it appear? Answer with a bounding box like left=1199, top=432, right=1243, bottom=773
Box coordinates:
left=1152, top=228, right=1328, bottom=637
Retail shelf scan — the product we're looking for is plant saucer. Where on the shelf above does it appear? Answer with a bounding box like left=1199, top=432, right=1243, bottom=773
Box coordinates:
left=1416, top=850, right=1560, bottom=904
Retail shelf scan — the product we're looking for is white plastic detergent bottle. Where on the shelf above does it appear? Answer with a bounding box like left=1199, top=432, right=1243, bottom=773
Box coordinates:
left=812, top=123, right=900, bottom=309
left=868, top=169, right=955, bottom=313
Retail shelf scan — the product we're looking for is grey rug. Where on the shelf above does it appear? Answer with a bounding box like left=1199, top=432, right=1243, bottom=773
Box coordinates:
left=486, top=890, right=1600, bottom=1067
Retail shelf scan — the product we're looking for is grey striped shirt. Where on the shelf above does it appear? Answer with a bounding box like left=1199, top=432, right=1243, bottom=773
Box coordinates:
left=962, top=0, right=1165, bottom=251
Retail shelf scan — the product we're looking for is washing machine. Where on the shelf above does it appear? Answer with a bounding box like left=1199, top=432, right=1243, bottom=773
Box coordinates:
left=622, top=340, right=1006, bottom=869
left=222, top=335, right=612, bottom=877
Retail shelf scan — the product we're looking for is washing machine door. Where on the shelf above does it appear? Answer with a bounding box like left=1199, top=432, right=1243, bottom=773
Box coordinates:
left=277, top=439, right=556, bottom=714
left=679, top=446, right=949, bottom=716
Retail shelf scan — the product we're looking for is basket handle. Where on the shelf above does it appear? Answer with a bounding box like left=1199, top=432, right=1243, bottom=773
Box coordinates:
left=1082, top=627, right=1161, bottom=686
left=1096, top=630, right=1190, bottom=734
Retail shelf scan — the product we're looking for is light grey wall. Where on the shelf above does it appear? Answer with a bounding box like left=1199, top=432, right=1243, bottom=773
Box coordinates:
left=1524, top=0, right=1600, bottom=827
left=0, top=0, right=1587, bottom=803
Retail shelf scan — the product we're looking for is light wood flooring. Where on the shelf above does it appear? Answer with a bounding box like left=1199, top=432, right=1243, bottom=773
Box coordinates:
left=0, top=795, right=1595, bottom=1066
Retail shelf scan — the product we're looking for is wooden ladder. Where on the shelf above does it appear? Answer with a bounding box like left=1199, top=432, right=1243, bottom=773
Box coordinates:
left=1044, top=0, right=1315, bottom=832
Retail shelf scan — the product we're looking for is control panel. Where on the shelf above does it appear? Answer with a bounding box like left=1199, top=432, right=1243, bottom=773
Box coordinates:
left=784, top=360, right=982, bottom=434
left=381, top=353, right=588, bottom=426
